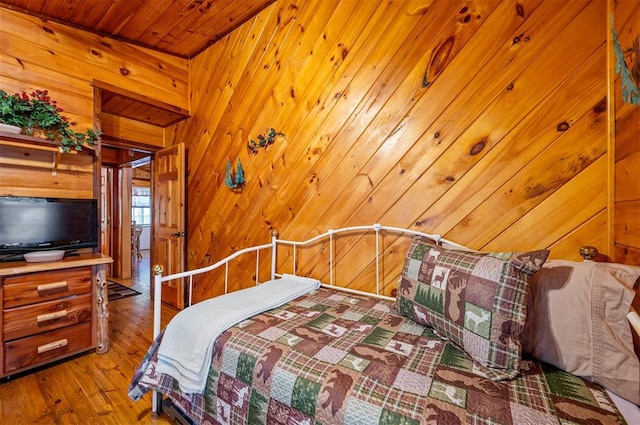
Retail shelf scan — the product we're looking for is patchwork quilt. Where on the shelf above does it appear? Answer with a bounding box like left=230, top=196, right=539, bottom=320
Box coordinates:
left=129, top=287, right=626, bottom=425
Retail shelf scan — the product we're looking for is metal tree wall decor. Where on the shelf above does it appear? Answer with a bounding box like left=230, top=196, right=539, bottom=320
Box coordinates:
left=224, top=157, right=246, bottom=192
left=611, top=15, right=640, bottom=105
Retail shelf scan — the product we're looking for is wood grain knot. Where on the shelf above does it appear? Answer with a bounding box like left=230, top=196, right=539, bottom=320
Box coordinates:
left=470, top=140, right=486, bottom=156
left=592, top=97, right=607, bottom=114
left=423, top=37, right=455, bottom=87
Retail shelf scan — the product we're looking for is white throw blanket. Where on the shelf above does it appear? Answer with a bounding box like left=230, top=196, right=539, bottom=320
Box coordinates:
left=155, top=274, right=320, bottom=393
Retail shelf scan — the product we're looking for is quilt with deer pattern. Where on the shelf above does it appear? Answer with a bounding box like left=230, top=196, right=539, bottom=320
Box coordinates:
left=129, top=287, right=626, bottom=425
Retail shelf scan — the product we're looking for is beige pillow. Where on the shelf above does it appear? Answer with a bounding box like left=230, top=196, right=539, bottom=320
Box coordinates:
left=523, top=260, right=640, bottom=405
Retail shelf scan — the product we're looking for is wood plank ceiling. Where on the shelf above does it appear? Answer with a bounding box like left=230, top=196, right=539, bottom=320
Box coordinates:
left=0, top=0, right=275, bottom=58
left=0, top=0, right=275, bottom=126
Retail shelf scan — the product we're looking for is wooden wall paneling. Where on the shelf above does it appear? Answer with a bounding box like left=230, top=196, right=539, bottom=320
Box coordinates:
left=185, top=0, right=470, bottom=294
left=548, top=211, right=609, bottom=261
left=0, top=9, right=188, bottom=110
left=175, top=0, right=625, bottom=301
left=445, top=99, right=607, bottom=247
left=615, top=201, right=640, bottom=248
left=616, top=152, right=640, bottom=202
left=100, top=113, right=165, bottom=149
left=418, top=48, right=606, bottom=237
left=0, top=146, right=94, bottom=198
left=221, top=0, right=399, bottom=220
left=187, top=0, right=360, bottom=191
left=261, top=0, right=496, bottom=243
left=483, top=156, right=608, bottom=254
left=615, top=107, right=640, bottom=161
left=185, top=4, right=279, bottom=199
left=0, top=7, right=188, bottom=223
left=187, top=0, right=412, bottom=297
left=187, top=0, right=377, bottom=260
left=185, top=10, right=294, bottom=272
left=392, top=0, right=604, bottom=242
left=334, top=154, right=608, bottom=292
left=387, top=0, right=593, bottom=238
left=264, top=0, right=530, bottom=245
left=614, top=245, right=640, bottom=266
left=210, top=0, right=486, bottom=278
left=270, top=1, right=520, bottom=290
left=340, top=0, right=585, bottom=229
left=287, top=0, right=592, bottom=280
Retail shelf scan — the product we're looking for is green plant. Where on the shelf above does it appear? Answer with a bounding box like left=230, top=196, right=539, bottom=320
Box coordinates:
left=0, top=90, right=29, bottom=127
left=248, top=128, right=286, bottom=154
left=0, top=89, right=101, bottom=152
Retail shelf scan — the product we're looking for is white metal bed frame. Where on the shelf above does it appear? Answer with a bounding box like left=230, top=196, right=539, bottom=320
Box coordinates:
left=148, top=223, right=640, bottom=422
left=150, top=223, right=465, bottom=412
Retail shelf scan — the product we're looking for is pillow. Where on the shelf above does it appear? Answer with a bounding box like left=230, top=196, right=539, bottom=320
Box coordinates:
left=396, top=236, right=549, bottom=380
left=523, top=260, right=640, bottom=405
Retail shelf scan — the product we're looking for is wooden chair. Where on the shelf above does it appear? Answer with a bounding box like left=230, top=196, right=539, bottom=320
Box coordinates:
left=132, top=225, right=143, bottom=261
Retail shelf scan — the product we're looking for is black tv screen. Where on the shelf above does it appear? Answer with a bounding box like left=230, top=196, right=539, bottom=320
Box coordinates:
left=0, top=196, right=98, bottom=257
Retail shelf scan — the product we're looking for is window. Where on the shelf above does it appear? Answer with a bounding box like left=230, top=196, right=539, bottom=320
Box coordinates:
left=132, top=186, right=151, bottom=226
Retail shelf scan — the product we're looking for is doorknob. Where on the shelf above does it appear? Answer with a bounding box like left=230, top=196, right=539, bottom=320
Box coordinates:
left=171, top=231, right=186, bottom=237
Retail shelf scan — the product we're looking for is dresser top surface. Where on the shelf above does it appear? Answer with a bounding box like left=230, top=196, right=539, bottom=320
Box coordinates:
left=0, top=253, right=112, bottom=277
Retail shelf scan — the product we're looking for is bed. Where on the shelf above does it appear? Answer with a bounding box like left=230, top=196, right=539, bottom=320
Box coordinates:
left=129, top=224, right=640, bottom=424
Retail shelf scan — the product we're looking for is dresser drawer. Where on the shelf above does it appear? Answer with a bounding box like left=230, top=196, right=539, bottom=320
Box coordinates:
left=3, top=293, right=92, bottom=341
left=4, top=322, right=92, bottom=373
left=3, top=266, right=92, bottom=308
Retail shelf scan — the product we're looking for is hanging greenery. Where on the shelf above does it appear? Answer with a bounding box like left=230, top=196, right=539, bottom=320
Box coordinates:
left=610, top=15, right=640, bottom=105
left=0, top=89, right=102, bottom=152
left=225, top=157, right=246, bottom=191
left=248, top=128, right=286, bottom=154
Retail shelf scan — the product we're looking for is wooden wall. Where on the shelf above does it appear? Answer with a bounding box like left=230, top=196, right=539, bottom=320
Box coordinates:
left=612, top=1, right=640, bottom=264
left=173, top=0, right=613, bottom=301
left=2, top=2, right=632, bottom=303
left=0, top=7, right=188, bottom=198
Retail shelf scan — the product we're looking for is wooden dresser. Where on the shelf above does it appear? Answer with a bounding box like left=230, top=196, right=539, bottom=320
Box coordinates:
left=0, top=253, right=112, bottom=377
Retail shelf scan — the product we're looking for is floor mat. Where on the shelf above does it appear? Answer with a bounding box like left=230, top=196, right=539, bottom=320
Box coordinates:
left=107, top=281, right=141, bottom=301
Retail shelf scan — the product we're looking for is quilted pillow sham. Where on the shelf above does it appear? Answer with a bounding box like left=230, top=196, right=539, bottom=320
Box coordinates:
left=397, top=236, right=549, bottom=380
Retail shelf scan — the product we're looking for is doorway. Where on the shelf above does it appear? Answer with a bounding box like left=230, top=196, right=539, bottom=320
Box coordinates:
left=131, top=161, right=151, bottom=279
left=100, top=150, right=152, bottom=282
left=95, top=83, right=189, bottom=305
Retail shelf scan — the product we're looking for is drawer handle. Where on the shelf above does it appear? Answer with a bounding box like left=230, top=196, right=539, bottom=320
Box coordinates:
left=37, top=281, right=68, bottom=295
left=37, top=339, right=68, bottom=354
left=37, top=310, right=68, bottom=323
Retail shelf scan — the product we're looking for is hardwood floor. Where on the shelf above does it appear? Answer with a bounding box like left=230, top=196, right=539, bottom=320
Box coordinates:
left=0, top=251, right=180, bottom=424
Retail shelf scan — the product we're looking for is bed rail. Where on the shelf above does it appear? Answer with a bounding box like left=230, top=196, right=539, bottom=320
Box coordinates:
left=152, top=224, right=466, bottom=333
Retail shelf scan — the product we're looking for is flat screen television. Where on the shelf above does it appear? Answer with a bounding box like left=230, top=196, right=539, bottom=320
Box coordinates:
left=0, top=196, right=98, bottom=261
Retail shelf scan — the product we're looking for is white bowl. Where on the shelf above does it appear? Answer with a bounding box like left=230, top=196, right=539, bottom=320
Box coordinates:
left=23, top=250, right=65, bottom=263
left=0, top=123, right=22, bottom=134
